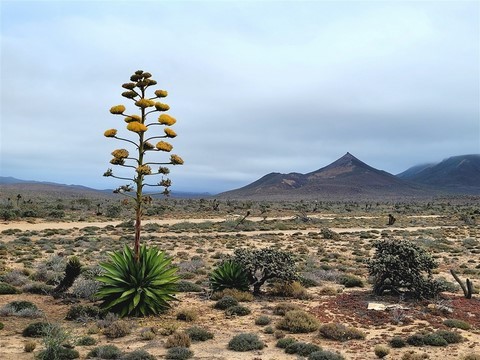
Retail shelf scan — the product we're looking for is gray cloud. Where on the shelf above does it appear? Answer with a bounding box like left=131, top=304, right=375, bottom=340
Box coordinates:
left=1, top=1, right=478, bottom=194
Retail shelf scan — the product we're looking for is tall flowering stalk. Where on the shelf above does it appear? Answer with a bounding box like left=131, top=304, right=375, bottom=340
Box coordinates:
left=104, top=70, right=183, bottom=261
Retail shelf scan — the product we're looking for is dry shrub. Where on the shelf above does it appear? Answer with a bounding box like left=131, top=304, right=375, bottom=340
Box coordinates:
left=277, top=310, right=320, bottom=333
left=165, top=332, right=191, bottom=348
left=271, top=281, right=311, bottom=299
left=103, top=320, right=131, bottom=339
left=176, top=307, right=198, bottom=322
left=318, top=323, right=365, bottom=342
left=402, top=351, right=429, bottom=360
left=211, top=288, right=254, bottom=302
left=273, top=303, right=301, bottom=316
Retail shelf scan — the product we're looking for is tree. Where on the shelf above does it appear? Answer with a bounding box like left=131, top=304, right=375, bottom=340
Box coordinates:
left=368, top=239, right=445, bottom=299
left=103, top=70, right=183, bottom=260
left=232, top=248, right=298, bottom=294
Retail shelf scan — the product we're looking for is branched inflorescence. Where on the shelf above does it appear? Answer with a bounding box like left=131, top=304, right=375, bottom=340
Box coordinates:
left=103, top=70, right=183, bottom=258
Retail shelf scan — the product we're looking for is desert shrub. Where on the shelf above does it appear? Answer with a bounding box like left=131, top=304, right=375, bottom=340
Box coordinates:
left=271, top=281, right=310, bottom=299
left=70, top=277, right=101, bottom=300
left=0, top=322, right=4, bottom=330
left=273, top=302, right=301, bottom=315
left=338, top=274, right=364, bottom=288
left=22, top=322, right=52, bottom=337
left=214, top=288, right=254, bottom=302
left=103, top=320, right=131, bottom=339
left=255, top=315, right=272, bottom=326
left=443, top=318, right=471, bottom=330
left=401, top=351, right=429, bottom=360
left=87, top=344, right=122, bottom=359
left=53, top=256, right=82, bottom=295
left=165, top=332, right=191, bottom=348
left=95, top=245, right=178, bottom=317
left=277, top=310, right=320, bottom=333
left=406, top=333, right=425, bottom=346
left=65, top=304, right=102, bottom=321
left=185, top=326, right=214, bottom=342
left=24, top=340, right=37, bottom=352
left=308, top=350, right=346, bottom=360
left=435, top=330, right=464, bottom=344
left=209, top=260, right=250, bottom=292
left=225, top=305, right=251, bottom=316
left=368, top=239, right=445, bottom=299
left=389, top=336, right=407, bottom=348
left=0, top=282, right=20, bottom=294
left=37, top=324, right=79, bottom=360
left=232, top=247, right=298, bottom=294
left=76, top=336, right=97, bottom=346
left=139, top=328, right=156, bottom=340
left=165, top=347, right=193, bottom=360
left=228, top=332, right=264, bottom=351
left=299, top=275, right=320, bottom=287
left=423, top=332, right=448, bottom=346
left=22, top=282, right=54, bottom=295
left=176, top=307, right=198, bottom=322
left=276, top=337, right=297, bottom=348
left=374, top=344, right=390, bottom=358
left=321, top=228, right=340, bottom=240
left=177, top=280, right=202, bottom=292
left=318, top=323, right=365, bottom=341
left=285, top=341, right=321, bottom=356
left=0, top=300, right=41, bottom=318
left=214, top=295, right=238, bottom=310
left=122, top=349, right=156, bottom=360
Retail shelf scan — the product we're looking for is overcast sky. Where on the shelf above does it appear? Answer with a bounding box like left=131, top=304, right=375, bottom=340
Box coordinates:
left=1, top=0, right=479, bottom=194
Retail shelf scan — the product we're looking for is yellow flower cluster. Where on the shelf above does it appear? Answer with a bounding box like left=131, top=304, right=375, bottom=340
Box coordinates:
left=156, top=141, right=173, bottom=152
left=170, top=154, right=184, bottom=165
left=104, top=129, right=118, bottom=137
left=110, top=157, right=125, bottom=165
left=127, top=122, right=148, bottom=133
left=110, top=105, right=126, bottom=114
left=143, top=141, right=154, bottom=150
left=164, top=128, right=177, bottom=138
left=155, top=89, right=168, bottom=98
left=135, top=98, right=155, bottom=108
left=155, top=102, right=170, bottom=111
left=136, top=165, right=152, bottom=175
left=111, top=149, right=129, bottom=159
left=158, top=114, right=176, bottom=126
left=124, top=115, right=141, bottom=123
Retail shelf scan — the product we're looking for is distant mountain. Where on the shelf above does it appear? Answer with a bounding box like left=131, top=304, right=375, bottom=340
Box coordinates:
left=0, top=177, right=210, bottom=199
left=219, top=152, right=430, bottom=200
left=397, top=154, right=480, bottom=193
left=396, top=163, right=435, bottom=179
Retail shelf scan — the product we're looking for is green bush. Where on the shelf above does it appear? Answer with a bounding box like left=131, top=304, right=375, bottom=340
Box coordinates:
left=367, top=239, right=445, bottom=299
left=374, top=344, right=390, bottom=358
left=214, top=295, right=238, bottom=310
left=0, top=322, right=4, bottom=330
left=339, top=275, right=364, bottom=288
left=435, top=330, right=464, bottom=344
left=185, top=326, right=214, bottom=342
left=389, top=336, right=407, bottom=348
left=273, top=302, right=301, bottom=315
left=443, top=318, right=471, bottom=330
left=76, top=336, right=97, bottom=346
left=285, top=341, right=321, bottom=356
left=165, top=347, right=193, bottom=360
left=308, top=350, right=346, bottom=360
left=232, top=247, right=298, bottom=294
left=22, top=322, right=52, bottom=337
left=255, top=315, right=271, bottom=326
left=209, top=260, right=250, bottom=292
left=86, top=344, right=122, bottom=359
left=423, top=332, right=448, bottom=346
left=276, top=337, right=297, bottom=348
left=95, top=245, right=178, bottom=317
left=0, top=282, right=19, bottom=294
left=318, top=323, right=365, bottom=341
left=122, top=349, right=156, bottom=360
left=225, top=305, right=251, bottom=316
left=65, top=304, right=102, bottom=321
left=37, top=347, right=79, bottom=360
left=37, top=324, right=79, bottom=360
left=228, top=333, right=264, bottom=351
left=277, top=310, right=320, bottom=333
left=406, top=333, right=425, bottom=346
left=177, top=280, right=203, bottom=292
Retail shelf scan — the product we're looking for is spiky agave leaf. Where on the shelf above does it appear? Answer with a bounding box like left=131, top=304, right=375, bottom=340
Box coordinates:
left=95, top=245, right=178, bottom=317
left=209, top=260, right=250, bottom=292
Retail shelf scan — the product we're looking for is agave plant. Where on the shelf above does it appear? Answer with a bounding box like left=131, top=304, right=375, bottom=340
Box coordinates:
left=209, top=260, right=250, bottom=292
left=96, top=245, right=178, bottom=317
